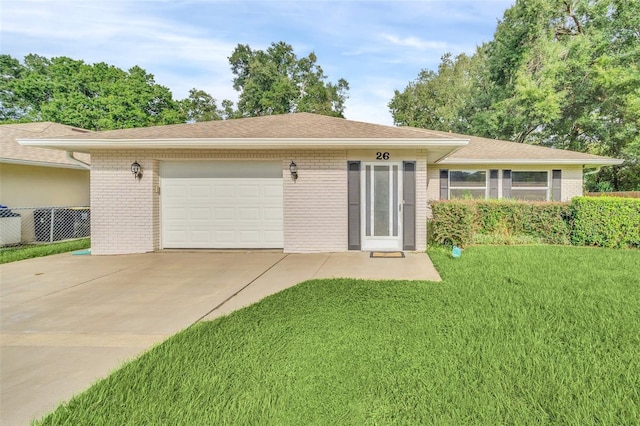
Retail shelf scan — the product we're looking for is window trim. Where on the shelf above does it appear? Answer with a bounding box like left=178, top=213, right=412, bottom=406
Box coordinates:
left=509, top=171, right=550, bottom=201
left=448, top=169, right=488, bottom=200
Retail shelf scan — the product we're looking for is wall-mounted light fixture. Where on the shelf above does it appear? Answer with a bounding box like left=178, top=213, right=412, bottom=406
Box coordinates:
left=131, top=161, right=143, bottom=180
left=289, top=161, right=298, bottom=180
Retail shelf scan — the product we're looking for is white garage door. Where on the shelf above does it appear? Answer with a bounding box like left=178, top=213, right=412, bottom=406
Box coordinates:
left=161, top=161, right=283, bottom=249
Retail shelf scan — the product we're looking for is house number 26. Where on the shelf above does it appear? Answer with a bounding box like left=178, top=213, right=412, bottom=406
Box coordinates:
left=376, top=151, right=390, bottom=160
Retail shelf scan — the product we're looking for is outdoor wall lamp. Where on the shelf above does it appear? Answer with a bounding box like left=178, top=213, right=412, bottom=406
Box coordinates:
left=131, top=161, right=143, bottom=180
left=289, top=161, right=298, bottom=180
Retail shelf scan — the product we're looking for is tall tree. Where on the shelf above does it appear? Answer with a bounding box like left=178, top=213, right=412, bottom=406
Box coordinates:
left=389, top=0, right=640, bottom=190
left=181, top=88, right=223, bottom=122
left=228, top=41, right=349, bottom=118
left=0, top=54, right=186, bottom=130
left=389, top=48, right=487, bottom=133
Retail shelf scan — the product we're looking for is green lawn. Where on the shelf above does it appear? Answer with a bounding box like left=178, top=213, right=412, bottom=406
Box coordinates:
left=36, top=246, right=639, bottom=425
left=0, top=238, right=90, bottom=264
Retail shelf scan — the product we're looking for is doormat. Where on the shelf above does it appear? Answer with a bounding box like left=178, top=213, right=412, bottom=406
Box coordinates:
left=370, top=251, right=405, bottom=258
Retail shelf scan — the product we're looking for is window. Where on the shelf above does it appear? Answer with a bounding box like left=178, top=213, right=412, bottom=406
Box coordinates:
left=510, top=171, right=548, bottom=200
left=449, top=170, right=487, bottom=199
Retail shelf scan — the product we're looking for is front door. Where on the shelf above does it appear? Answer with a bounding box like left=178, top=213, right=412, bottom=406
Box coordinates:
left=361, top=163, right=403, bottom=250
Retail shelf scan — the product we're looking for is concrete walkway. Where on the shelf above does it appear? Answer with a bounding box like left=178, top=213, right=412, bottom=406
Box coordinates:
left=0, top=250, right=440, bottom=425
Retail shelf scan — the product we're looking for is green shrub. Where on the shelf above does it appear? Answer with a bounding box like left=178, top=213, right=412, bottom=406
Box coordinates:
left=429, top=201, right=476, bottom=247
left=430, top=200, right=572, bottom=247
left=571, top=197, right=640, bottom=248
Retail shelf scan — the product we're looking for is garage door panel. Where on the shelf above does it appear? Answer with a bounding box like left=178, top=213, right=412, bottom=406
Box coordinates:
left=214, top=184, right=235, bottom=198
left=161, top=166, right=283, bottom=248
left=215, top=230, right=235, bottom=242
left=238, top=184, right=260, bottom=200
left=239, top=230, right=260, bottom=243
left=190, top=231, right=212, bottom=243
left=238, top=207, right=260, bottom=220
left=164, top=230, right=187, bottom=244
left=165, top=207, right=187, bottom=220
left=263, top=207, right=283, bottom=220
left=190, top=208, right=211, bottom=220
left=214, top=207, right=235, bottom=220
left=189, top=185, right=211, bottom=199
left=264, top=230, right=283, bottom=243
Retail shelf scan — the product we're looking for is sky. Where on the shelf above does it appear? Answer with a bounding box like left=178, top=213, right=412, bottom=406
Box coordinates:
left=1, top=0, right=514, bottom=125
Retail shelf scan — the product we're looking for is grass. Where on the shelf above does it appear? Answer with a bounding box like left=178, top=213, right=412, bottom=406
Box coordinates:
left=0, top=238, right=90, bottom=264
left=36, top=245, right=639, bottom=425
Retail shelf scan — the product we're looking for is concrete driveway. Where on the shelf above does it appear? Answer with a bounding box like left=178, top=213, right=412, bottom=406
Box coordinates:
left=1, top=250, right=440, bottom=425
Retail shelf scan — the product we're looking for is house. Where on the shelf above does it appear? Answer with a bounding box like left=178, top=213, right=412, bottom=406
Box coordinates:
left=18, top=113, right=622, bottom=255
left=1, top=122, right=91, bottom=208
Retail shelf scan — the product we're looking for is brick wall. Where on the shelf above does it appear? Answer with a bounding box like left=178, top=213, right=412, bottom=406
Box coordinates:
left=90, top=151, right=155, bottom=255
left=90, top=150, right=349, bottom=254
left=283, top=150, right=348, bottom=253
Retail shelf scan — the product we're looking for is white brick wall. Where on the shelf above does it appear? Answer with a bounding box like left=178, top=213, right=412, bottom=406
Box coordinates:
left=283, top=151, right=348, bottom=253
left=91, top=150, right=350, bottom=254
left=90, top=151, right=155, bottom=255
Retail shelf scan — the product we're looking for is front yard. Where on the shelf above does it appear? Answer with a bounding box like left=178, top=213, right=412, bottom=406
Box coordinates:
left=36, top=245, right=639, bottom=424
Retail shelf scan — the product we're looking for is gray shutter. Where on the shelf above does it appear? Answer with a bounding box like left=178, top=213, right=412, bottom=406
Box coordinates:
left=439, top=169, right=449, bottom=200
left=503, top=170, right=512, bottom=198
left=347, top=161, right=361, bottom=250
left=403, top=161, right=416, bottom=251
left=552, top=169, right=562, bottom=201
left=489, top=169, right=499, bottom=199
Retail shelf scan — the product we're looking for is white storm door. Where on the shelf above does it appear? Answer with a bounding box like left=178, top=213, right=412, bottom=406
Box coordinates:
left=361, top=163, right=403, bottom=251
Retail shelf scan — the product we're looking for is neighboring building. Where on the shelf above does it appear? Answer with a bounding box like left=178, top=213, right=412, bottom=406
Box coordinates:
left=1, top=122, right=91, bottom=207
left=18, top=113, right=622, bottom=255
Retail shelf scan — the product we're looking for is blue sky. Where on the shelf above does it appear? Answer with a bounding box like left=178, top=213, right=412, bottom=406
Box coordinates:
left=1, top=0, right=514, bottom=125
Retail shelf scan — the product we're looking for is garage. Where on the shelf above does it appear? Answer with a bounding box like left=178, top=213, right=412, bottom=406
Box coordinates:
left=161, top=161, right=283, bottom=249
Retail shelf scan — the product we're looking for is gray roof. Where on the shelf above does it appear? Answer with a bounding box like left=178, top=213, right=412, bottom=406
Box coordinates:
left=41, top=112, right=457, bottom=140
left=1, top=122, right=91, bottom=168
left=16, top=113, right=622, bottom=166
left=426, top=129, right=622, bottom=166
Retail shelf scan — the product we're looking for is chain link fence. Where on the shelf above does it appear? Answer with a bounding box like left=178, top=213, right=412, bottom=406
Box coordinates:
left=0, top=206, right=90, bottom=248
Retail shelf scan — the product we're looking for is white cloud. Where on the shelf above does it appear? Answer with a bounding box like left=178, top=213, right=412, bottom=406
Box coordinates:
left=380, top=34, right=449, bottom=50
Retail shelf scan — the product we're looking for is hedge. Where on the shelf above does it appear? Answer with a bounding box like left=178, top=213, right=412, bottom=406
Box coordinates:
left=571, top=196, right=640, bottom=248
left=429, top=200, right=572, bottom=247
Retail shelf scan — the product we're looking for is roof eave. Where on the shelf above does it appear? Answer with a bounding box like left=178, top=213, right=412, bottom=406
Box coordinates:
left=0, top=157, right=90, bottom=170
left=436, top=158, right=624, bottom=166
left=18, top=137, right=469, bottom=152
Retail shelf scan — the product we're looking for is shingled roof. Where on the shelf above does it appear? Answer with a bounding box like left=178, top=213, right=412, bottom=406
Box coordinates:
left=39, top=112, right=456, bottom=140
left=16, top=113, right=622, bottom=166
left=1, top=122, right=91, bottom=168
left=426, top=129, right=622, bottom=166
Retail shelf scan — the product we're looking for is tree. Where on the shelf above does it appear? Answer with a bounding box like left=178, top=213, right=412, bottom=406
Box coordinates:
left=0, top=54, right=186, bottom=130
left=181, top=88, right=223, bottom=122
left=389, top=48, right=487, bottom=133
left=389, top=0, right=640, bottom=190
left=228, top=41, right=349, bottom=117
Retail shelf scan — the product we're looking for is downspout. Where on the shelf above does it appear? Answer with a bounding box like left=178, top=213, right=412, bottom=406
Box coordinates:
left=66, top=151, right=91, bottom=170
left=583, top=165, right=603, bottom=194
left=583, top=166, right=602, bottom=176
